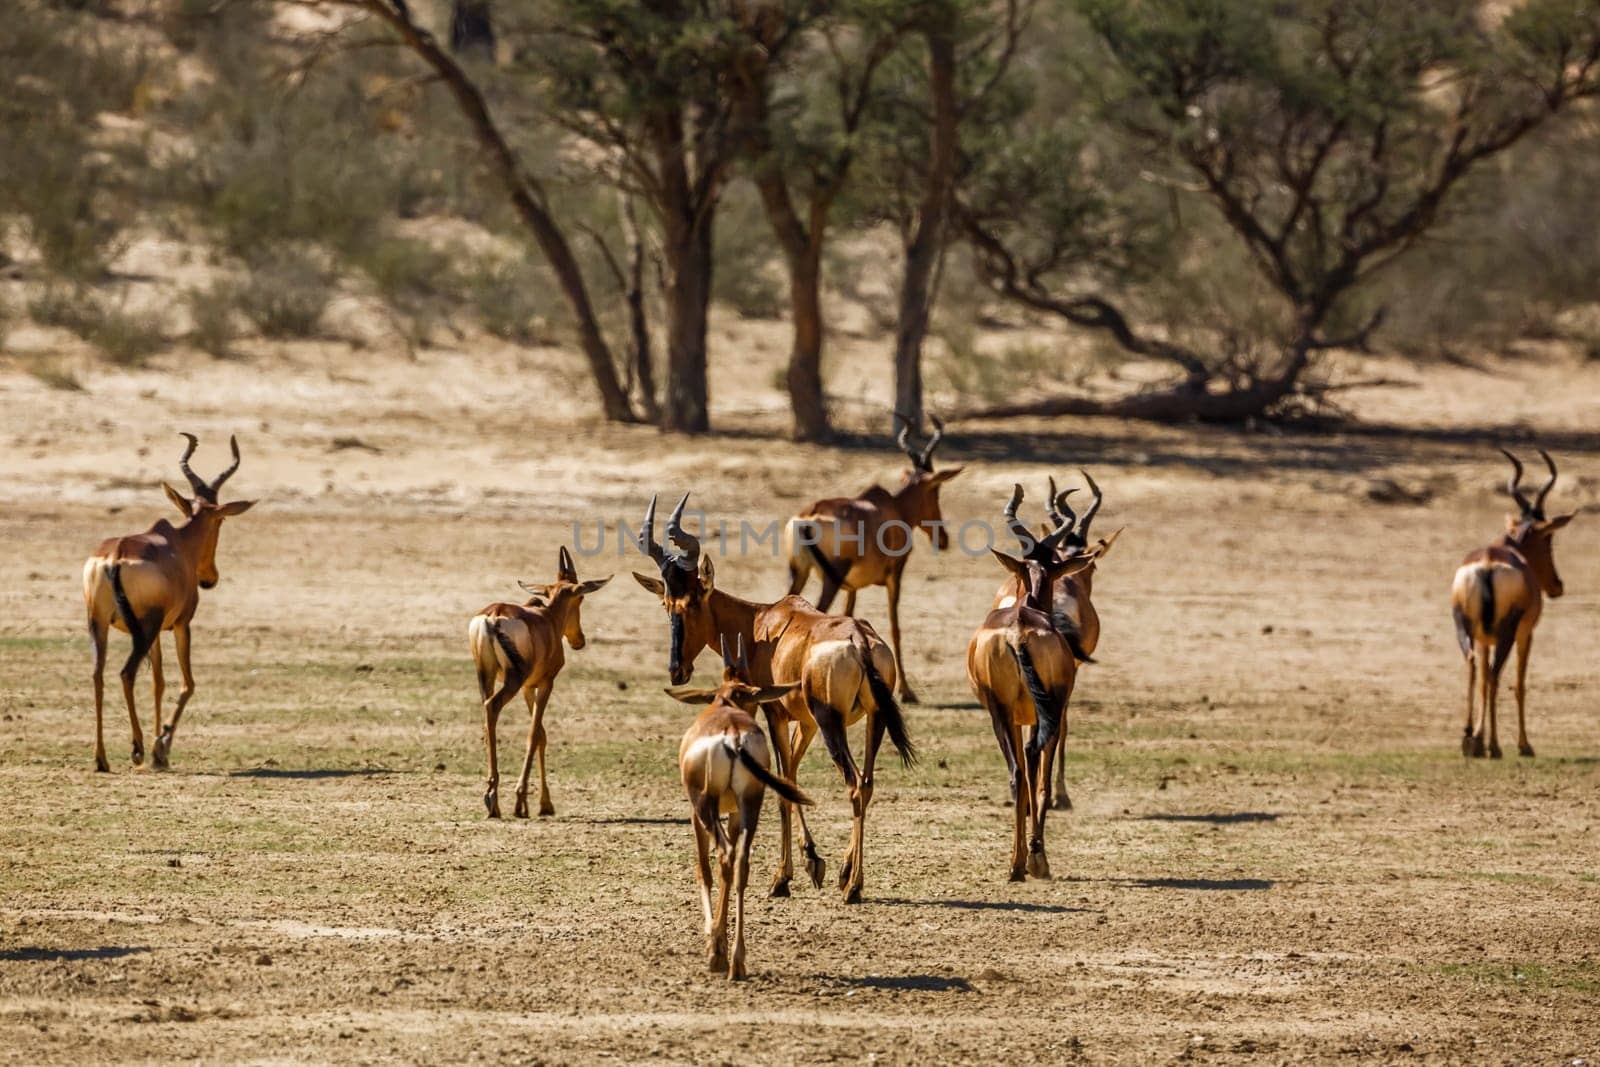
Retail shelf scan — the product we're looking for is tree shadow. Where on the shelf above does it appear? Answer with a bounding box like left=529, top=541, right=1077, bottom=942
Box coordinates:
left=229, top=768, right=393, bottom=779
left=816, top=973, right=976, bottom=993
left=1138, top=812, right=1281, bottom=825
left=0, top=946, right=150, bottom=962
left=875, top=897, right=1096, bottom=914
left=581, top=816, right=691, bottom=826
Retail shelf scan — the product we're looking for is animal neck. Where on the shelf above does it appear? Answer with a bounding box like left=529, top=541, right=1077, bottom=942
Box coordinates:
left=1495, top=523, right=1535, bottom=556
left=541, top=588, right=580, bottom=635
left=161, top=514, right=211, bottom=575
left=706, top=589, right=761, bottom=646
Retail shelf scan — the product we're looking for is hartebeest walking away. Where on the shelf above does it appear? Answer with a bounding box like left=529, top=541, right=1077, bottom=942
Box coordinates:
left=634, top=494, right=915, bottom=903
left=969, top=486, right=1103, bottom=881
left=670, top=634, right=811, bottom=980
left=468, top=546, right=610, bottom=817
left=81, top=434, right=255, bottom=771
left=785, top=416, right=963, bottom=702
left=993, top=471, right=1122, bottom=808
left=1450, top=450, right=1576, bottom=759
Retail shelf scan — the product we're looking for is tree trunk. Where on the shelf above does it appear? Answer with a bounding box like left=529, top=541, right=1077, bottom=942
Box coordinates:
left=784, top=237, right=829, bottom=442
left=892, top=20, right=958, bottom=435
left=661, top=206, right=713, bottom=434
left=356, top=0, right=635, bottom=423
left=619, top=195, right=659, bottom=422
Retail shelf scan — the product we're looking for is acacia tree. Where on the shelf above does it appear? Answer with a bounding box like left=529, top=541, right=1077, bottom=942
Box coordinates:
left=960, top=0, right=1600, bottom=423
left=729, top=4, right=902, bottom=442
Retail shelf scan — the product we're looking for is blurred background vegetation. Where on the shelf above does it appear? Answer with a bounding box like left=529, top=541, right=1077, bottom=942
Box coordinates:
left=1, top=0, right=1596, bottom=434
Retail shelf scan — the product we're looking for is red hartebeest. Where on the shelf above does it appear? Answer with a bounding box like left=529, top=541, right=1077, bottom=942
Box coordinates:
left=785, top=416, right=963, bottom=702
left=670, top=634, right=811, bottom=980
left=468, top=546, right=611, bottom=818
left=82, top=434, right=255, bottom=771
left=1451, top=450, right=1576, bottom=759
left=993, top=472, right=1123, bottom=808
left=969, top=486, right=1103, bottom=880
left=633, top=494, right=915, bottom=904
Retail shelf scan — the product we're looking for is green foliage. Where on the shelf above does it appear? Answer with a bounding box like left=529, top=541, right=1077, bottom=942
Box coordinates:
left=711, top=186, right=786, bottom=320
left=233, top=248, right=333, bottom=340
left=29, top=286, right=167, bottom=365
left=185, top=282, right=241, bottom=358
left=460, top=256, right=554, bottom=346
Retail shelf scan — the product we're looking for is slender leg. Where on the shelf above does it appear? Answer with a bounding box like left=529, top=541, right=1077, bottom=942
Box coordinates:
left=787, top=559, right=807, bottom=597
left=884, top=568, right=916, bottom=703
left=764, top=706, right=796, bottom=897
left=788, top=714, right=824, bottom=888
left=815, top=577, right=841, bottom=613
left=842, top=589, right=857, bottom=617
left=713, top=810, right=737, bottom=976
left=514, top=685, right=541, bottom=819
left=481, top=663, right=528, bottom=817
left=1028, top=731, right=1060, bottom=880
left=1461, top=648, right=1478, bottom=757
left=154, top=623, right=196, bottom=770
left=148, top=636, right=165, bottom=755
left=89, top=618, right=111, bottom=772
left=1052, top=715, right=1072, bottom=809
left=118, top=613, right=157, bottom=769
left=1009, top=722, right=1028, bottom=881
left=1485, top=647, right=1503, bottom=760
left=808, top=698, right=864, bottom=902
left=1472, top=642, right=1490, bottom=758
left=1514, top=630, right=1534, bottom=757
left=729, top=797, right=759, bottom=981
left=841, top=709, right=885, bottom=904
left=690, top=809, right=717, bottom=969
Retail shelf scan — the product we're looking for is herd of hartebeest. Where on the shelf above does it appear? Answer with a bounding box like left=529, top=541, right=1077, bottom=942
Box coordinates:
left=79, top=427, right=1575, bottom=979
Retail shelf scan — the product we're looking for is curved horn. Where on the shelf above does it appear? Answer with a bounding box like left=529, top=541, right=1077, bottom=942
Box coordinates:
left=1534, top=449, right=1558, bottom=515
left=1077, top=468, right=1103, bottom=538
left=1003, top=484, right=1033, bottom=552
left=1045, top=476, right=1065, bottom=527
left=210, top=434, right=242, bottom=495
left=896, top=423, right=920, bottom=465
left=664, top=491, right=700, bottom=567
left=736, top=633, right=749, bottom=677
left=1499, top=449, right=1533, bottom=514
left=177, top=433, right=209, bottom=497
left=1039, top=490, right=1080, bottom=553
left=918, top=414, right=944, bottom=469
left=636, top=494, right=667, bottom=565
left=557, top=545, right=577, bottom=581
left=720, top=633, right=735, bottom=673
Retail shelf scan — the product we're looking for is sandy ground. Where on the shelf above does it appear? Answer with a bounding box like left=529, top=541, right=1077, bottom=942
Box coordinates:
left=3, top=328, right=1600, bottom=1064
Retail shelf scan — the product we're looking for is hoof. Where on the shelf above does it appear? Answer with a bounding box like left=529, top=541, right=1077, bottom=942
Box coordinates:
left=898, top=689, right=919, bottom=705
left=1489, top=744, right=1503, bottom=760
left=539, top=802, right=555, bottom=818
left=1052, top=792, right=1073, bottom=811
left=1009, top=869, right=1026, bottom=883
left=1027, top=853, right=1052, bottom=880
left=95, top=756, right=110, bottom=774
left=842, top=884, right=862, bottom=905
left=708, top=951, right=727, bottom=974
left=513, top=800, right=529, bottom=819
left=1519, top=744, right=1535, bottom=758
left=484, top=792, right=500, bottom=819
left=728, top=963, right=748, bottom=982
left=836, top=857, right=854, bottom=891
left=803, top=853, right=826, bottom=890
left=1469, top=736, right=1486, bottom=759
left=769, top=880, right=791, bottom=899
left=131, top=744, right=144, bottom=767
left=1461, top=734, right=1476, bottom=757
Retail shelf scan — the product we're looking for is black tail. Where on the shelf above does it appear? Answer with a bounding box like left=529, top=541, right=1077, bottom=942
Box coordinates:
left=861, top=649, right=916, bottom=768
left=803, top=535, right=846, bottom=589
left=1050, top=609, right=1095, bottom=664
left=107, top=563, right=155, bottom=673
left=489, top=619, right=525, bottom=677
left=1013, top=640, right=1061, bottom=753
left=1491, top=606, right=1524, bottom=680
left=1478, top=569, right=1496, bottom=644
left=733, top=740, right=813, bottom=806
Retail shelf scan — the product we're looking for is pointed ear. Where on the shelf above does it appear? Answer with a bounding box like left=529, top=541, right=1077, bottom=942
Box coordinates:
left=1049, top=550, right=1100, bottom=581
left=1095, top=526, right=1125, bottom=558
left=664, top=685, right=718, bottom=705
left=699, top=555, right=715, bottom=588
left=932, top=466, right=964, bottom=484
left=163, top=482, right=193, bottom=515
left=989, top=548, right=1028, bottom=580
left=632, top=571, right=665, bottom=595
left=219, top=499, right=255, bottom=517
left=1543, top=512, right=1577, bottom=532
left=518, top=580, right=552, bottom=598
left=577, top=575, right=612, bottom=596
left=751, top=682, right=800, bottom=704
